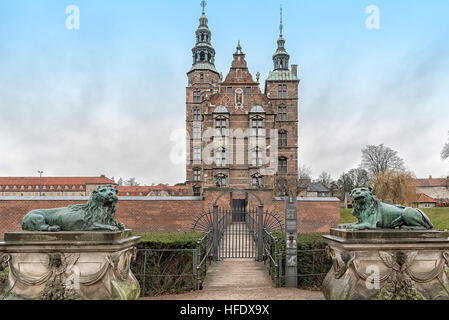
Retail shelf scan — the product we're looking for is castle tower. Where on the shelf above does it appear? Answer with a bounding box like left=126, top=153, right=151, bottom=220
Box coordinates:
left=265, top=6, right=300, bottom=196
left=186, top=2, right=220, bottom=196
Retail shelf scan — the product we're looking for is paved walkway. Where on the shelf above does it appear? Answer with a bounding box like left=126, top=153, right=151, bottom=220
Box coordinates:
left=142, top=259, right=324, bottom=300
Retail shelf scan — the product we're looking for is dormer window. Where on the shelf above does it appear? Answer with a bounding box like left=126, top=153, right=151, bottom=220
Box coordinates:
left=245, top=87, right=251, bottom=94
left=227, top=87, right=232, bottom=94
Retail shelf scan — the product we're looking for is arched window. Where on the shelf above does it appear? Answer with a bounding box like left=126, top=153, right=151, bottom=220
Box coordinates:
left=215, top=147, right=227, bottom=167
left=279, top=130, right=287, bottom=147
left=200, top=51, right=205, bottom=61
left=278, top=157, right=288, bottom=174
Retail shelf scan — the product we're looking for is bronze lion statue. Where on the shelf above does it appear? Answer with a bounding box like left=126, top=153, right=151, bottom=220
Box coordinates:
left=22, top=185, right=125, bottom=232
left=339, top=187, right=433, bottom=230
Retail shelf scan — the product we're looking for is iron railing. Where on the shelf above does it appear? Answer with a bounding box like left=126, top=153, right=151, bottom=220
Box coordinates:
left=262, top=228, right=281, bottom=287
left=277, top=248, right=330, bottom=288
left=132, top=233, right=215, bottom=296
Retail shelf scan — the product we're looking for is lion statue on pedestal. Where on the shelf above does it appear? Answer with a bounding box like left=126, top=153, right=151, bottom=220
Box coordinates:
left=22, top=185, right=125, bottom=232
left=339, top=187, right=433, bottom=230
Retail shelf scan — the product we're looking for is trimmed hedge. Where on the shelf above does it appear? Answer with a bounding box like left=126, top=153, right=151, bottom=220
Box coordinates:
left=132, top=232, right=206, bottom=296
left=271, top=233, right=331, bottom=289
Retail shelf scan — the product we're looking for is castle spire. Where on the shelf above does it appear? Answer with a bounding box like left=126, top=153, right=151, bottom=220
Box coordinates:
left=189, top=0, right=218, bottom=74
left=272, top=5, right=290, bottom=71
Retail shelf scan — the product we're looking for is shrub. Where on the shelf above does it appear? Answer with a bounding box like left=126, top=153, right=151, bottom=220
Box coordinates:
left=270, top=233, right=332, bottom=290
left=131, top=232, right=206, bottom=296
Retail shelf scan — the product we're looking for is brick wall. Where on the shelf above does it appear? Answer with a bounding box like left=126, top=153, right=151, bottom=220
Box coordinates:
left=0, top=193, right=340, bottom=239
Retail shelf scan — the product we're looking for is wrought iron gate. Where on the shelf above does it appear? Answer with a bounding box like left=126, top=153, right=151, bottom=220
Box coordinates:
left=215, top=207, right=258, bottom=259
left=192, top=190, right=284, bottom=262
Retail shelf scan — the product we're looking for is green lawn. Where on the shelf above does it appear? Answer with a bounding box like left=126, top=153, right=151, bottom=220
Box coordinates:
left=341, top=207, right=449, bottom=230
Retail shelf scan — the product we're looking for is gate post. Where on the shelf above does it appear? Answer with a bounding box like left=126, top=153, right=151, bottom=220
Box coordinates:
left=257, top=205, right=264, bottom=261
left=212, top=205, right=219, bottom=261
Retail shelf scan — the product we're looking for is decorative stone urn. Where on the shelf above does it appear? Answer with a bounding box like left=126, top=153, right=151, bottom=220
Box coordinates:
left=0, top=230, right=141, bottom=300
left=322, top=229, right=449, bottom=300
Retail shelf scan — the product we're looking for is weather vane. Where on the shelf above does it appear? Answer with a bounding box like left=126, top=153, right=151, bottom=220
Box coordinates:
left=201, top=0, right=207, bottom=13
left=280, top=5, right=283, bottom=35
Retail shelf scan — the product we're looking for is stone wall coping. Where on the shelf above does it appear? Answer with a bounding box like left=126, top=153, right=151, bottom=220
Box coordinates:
left=272, top=197, right=341, bottom=202
left=0, top=196, right=204, bottom=201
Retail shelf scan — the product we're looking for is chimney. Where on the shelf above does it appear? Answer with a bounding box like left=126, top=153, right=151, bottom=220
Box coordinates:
left=291, top=64, right=298, bottom=77
left=429, top=175, right=432, bottom=180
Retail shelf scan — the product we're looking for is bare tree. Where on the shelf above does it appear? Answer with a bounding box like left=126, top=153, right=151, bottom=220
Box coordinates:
left=442, top=131, right=449, bottom=161
left=361, top=144, right=405, bottom=176
left=298, top=165, right=312, bottom=179
left=124, top=178, right=140, bottom=186
left=117, top=178, right=124, bottom=186
left=371, top=170, right=416, bottom=206
left=336, top=168, right=370, bottom=198
left=318, top=171, right=332, bottom=189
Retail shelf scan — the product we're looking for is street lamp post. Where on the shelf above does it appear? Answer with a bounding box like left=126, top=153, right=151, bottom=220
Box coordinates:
left=38, top=170, right=43, bottom=196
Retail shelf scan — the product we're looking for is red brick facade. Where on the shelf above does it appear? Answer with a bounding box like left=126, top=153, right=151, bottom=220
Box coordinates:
left=0, top=191, right=340, bottom=239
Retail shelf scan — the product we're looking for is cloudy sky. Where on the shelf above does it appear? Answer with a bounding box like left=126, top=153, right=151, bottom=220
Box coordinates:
left=0, top=0, right=448, bottom=185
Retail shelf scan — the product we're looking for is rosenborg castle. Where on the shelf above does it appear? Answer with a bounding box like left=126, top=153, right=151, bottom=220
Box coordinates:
left=185, top=6, right=300, bottom=197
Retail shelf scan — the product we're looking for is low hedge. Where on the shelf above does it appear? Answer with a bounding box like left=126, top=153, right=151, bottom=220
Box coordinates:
left=270, top=233, right=331, bottom=290
left=132, top=232, right=206, bottom=296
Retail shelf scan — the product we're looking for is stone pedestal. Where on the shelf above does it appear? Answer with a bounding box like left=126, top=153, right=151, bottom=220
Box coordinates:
left=322, top=228, right=449, bottom=300
left=0, top=230, right=141, bottom=300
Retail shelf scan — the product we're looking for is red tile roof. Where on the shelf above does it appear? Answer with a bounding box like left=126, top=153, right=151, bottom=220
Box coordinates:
left=116, top=184, right=188, bottom=196
left=414, top=178, right=448, bottom=187
left=0, top=177, right=115, bottom=187
left=413, top=193, right=438, bottom=203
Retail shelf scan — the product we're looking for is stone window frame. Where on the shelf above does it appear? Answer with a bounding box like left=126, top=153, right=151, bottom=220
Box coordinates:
left=193, top=147, right=202, bottom=162
left=251, top=173, right=264, bottom=188
left=193, top=126, right=202, bottom=140
left=193, top=90, right=201, bottom=103
left=193, top=108, right=201, bottom=121
left=279, top=130, right=288, bottom=147
left=250, top=115, right=265, bottom=137
left=214, top=173, right=228, bottom=188
left=278, top=157, right=288, bottom=174
left=214, top=116, right=228, bottom=137
left=278, top=84, right=287, bottom=98
left=278, top=105, right=287, bottom=121
left=193, top=168, right=201, bottom=182
left=250, top=147, right=264, bottom=168
left=214, top=147, right=227, bottom=168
